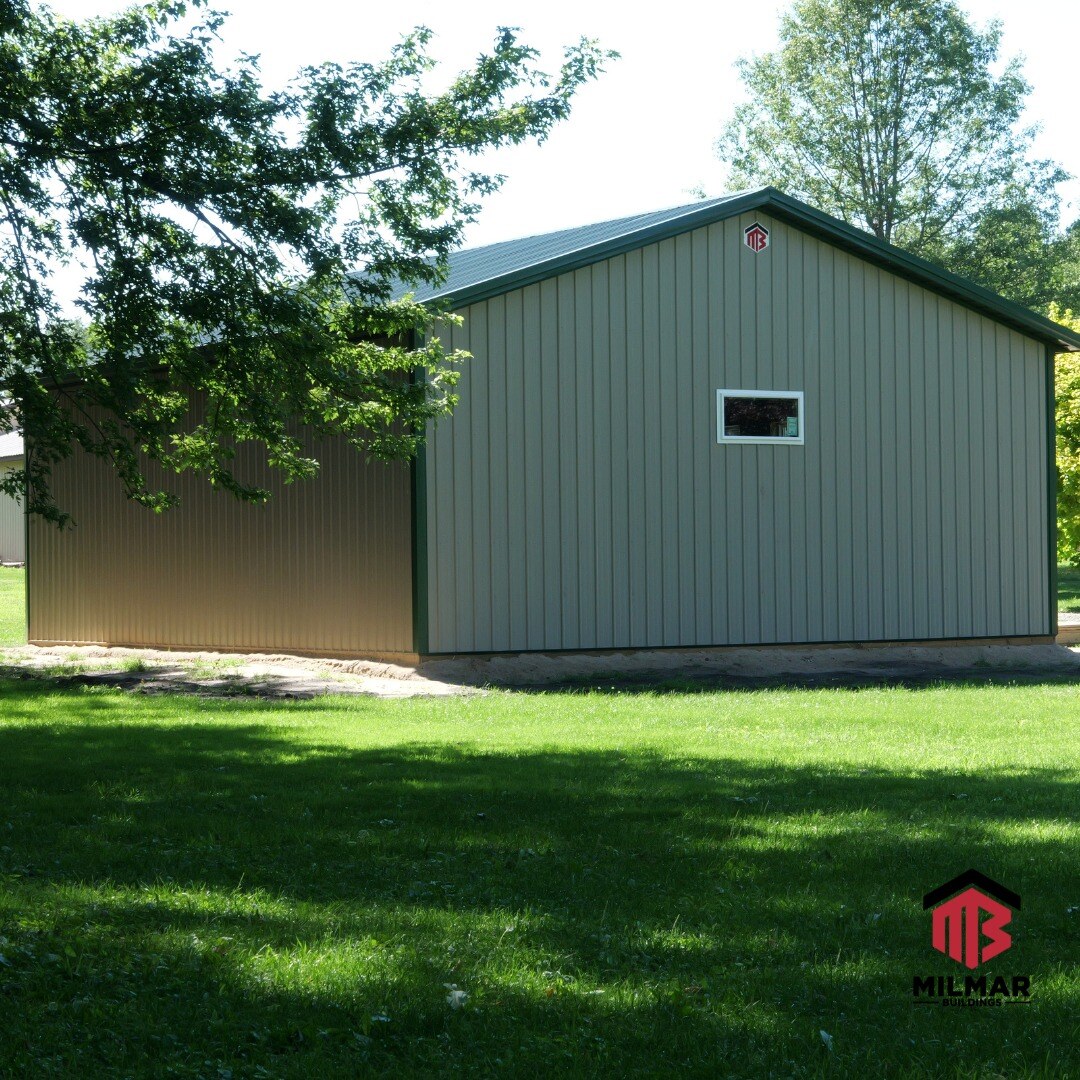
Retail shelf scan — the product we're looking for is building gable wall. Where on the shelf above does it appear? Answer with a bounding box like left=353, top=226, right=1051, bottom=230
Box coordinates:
left=423, top=211, right=1050, bottom=652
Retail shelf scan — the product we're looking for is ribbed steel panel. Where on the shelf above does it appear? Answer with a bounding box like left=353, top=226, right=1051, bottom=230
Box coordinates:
left=0, top=462, right=24, bottom=563
left=29, top=417, right=413, bottom=657
left=424, top=212, right=1050, bottom=652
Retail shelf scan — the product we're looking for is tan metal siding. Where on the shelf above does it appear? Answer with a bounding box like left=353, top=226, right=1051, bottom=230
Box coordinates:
left=425, top=212, right=1050, bottom=651
left=0, top=461, right=24, bottom=563
left=29, top=424, right=412, bottom=657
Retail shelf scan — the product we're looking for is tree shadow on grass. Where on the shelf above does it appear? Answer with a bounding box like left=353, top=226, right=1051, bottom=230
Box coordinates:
left=469, top=673, right=1080, bottom=698
left=0, top=689, right=1076, bottom=1077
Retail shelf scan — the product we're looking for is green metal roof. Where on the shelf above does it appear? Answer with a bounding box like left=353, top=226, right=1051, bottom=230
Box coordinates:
left=400, top=191, right=748, bottom=305
left=400, top=186, right=1080, bottom=352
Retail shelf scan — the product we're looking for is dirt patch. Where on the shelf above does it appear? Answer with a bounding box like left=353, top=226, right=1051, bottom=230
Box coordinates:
left=421, top=642, right=1080, bottom=691
left=2, top=641, right=1080, bottom=699
left=0, top=645, right=463, bottom=699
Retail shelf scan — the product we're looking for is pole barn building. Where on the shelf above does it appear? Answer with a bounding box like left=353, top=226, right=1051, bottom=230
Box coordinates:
left=27, top=188, right=1080, bottom=660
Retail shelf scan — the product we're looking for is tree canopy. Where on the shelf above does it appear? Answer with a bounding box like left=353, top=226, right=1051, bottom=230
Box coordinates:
left=717, top=0, right=1069, bottom=306
left=1052, top=306, right=1080, bottom=564
left=0, top=0, right=612, bottom=522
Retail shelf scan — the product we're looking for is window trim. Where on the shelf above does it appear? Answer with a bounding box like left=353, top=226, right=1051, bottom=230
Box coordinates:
left=716, top=388, right=805, bottom=445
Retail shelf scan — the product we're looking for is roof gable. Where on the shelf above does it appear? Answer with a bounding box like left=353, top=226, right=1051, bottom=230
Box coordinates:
left=400, top=187, right=1080, bottom=352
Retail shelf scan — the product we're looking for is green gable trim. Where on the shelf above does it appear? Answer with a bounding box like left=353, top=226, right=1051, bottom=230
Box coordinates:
left=426, top=188, right=1080, bottom=353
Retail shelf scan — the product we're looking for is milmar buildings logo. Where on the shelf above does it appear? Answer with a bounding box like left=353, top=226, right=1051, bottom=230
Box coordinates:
left=926, top=869, right=1018, bottom=968
left=742, top=221, right=770, bottom=253
left=912, top=870, right=1032, bottom=1006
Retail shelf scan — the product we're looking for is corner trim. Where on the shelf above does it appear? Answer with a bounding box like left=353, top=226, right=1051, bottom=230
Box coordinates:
left=22, top=447, right=29, bottom=644
left=1048, top=343, right=1059, bottom=637
left=409, top=339, right=430, bottom=657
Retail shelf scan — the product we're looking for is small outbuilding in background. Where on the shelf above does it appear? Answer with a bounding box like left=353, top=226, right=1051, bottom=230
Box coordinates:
left=26, top=187, right=1080, bottom=659
left=0, top=431, right=24, bottom=566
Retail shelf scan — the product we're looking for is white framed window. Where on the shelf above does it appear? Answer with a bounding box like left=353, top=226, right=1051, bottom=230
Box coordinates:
left=717, top=389, right=805, bottom=445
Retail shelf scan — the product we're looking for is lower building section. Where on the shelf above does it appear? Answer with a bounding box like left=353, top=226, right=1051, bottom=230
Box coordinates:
left=29, top=432, right=413, bottom=658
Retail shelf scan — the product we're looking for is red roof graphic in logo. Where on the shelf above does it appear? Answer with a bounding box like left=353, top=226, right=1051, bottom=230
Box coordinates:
left=743, top=222, right=770, bottom=253
left=923, top=870, right=1021, bottom=969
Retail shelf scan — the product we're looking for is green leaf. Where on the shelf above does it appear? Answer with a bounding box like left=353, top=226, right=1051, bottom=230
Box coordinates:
left=0, top=6, right=614, bottom=522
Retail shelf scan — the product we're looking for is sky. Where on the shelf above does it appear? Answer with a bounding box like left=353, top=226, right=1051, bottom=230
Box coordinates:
left=47, top=0, right=1080, bottom=251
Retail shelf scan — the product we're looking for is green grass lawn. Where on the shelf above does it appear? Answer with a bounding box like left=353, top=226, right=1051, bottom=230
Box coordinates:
left=1058, top=564, right=1080, bottom=613
left=0, top=680, right=1077, bottom=1077
left=0, top=566, right=24, bottom=645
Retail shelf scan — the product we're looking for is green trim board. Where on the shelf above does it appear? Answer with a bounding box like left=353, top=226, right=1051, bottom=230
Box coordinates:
left=408, top=338, right=430, bottom=656
left=410, top=445, right=429, bottom=656
left=23, top=460, right=29, bottom=643
left=404, top=188, right=1080, bottom=354
left=1047, top=344, right=1059, bottom=636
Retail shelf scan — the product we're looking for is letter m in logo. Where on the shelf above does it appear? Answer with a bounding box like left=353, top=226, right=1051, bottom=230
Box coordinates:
left=923, top=871, right=1021, bottom=969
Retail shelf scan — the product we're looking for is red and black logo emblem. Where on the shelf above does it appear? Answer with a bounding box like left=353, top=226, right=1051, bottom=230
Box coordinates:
left=743, top=222, right=770, bottom=253
left=923, top=870, right=1020, bottom=969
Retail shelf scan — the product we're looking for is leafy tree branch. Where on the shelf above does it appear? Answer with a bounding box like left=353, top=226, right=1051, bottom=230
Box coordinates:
left=0, top=0, right=614, bottom=522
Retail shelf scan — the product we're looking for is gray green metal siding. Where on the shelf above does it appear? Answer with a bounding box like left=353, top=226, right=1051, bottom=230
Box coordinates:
left=29, top=420, right=413, bottom=657
left=424, top=212, right=1051, bottom=652
left=0, top=460, right=24, bottom=563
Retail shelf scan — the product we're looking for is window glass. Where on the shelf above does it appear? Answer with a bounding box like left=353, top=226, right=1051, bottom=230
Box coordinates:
left=717, top=391, right=804, bottom=443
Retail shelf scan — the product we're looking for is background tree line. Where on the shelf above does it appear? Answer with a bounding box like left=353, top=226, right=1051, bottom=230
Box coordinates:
left=716, top=0, right=1080, bottom=560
